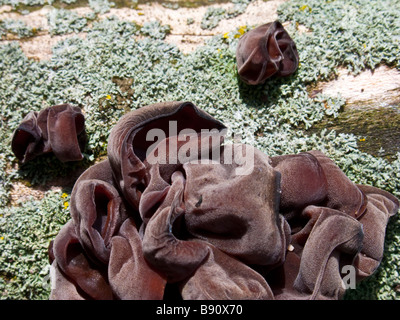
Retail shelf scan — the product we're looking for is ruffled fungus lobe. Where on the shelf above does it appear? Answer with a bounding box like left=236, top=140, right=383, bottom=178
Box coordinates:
left=236, top=21, right=299, bottom=85
left=49, top=160, right=166, bottom=300
left=107, top=101, right=226, bottom=211
left=49, top=101, right=399, bottom=300
left=11, top=104, right=86, bottom=163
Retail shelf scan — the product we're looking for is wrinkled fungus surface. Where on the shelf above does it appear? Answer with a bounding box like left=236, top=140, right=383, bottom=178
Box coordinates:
left=49, top=101, right=399, bottom=300
left=11, top=104, right=86, bottom=163
left=236, top=20, right=299, bottom=85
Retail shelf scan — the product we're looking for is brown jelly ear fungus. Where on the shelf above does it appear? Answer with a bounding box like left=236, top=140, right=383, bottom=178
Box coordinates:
left=11, top=104, right=86, bottom=163
left=236, top=20, right=300, bottom=85
left=49, top=101, right=399, bottom=300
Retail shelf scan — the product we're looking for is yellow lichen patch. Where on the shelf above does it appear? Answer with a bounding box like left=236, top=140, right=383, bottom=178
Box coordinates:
left=299, top=5, right=312, bottom=12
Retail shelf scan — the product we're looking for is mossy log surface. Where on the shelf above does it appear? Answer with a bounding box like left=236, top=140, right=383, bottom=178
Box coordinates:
left=308, top=65, right=400, bottom=161
left=310, top=104, right=400, bottom=161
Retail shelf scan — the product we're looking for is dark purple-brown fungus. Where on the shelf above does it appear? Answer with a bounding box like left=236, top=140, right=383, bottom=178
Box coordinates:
left=11, top=104, right=86, bottom=163
left=236, top=21, right=299, bottom=85
left=49, top=101, right=399, bottom=300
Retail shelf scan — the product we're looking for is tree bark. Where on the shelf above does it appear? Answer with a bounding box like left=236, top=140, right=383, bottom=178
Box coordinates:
left=309, top=66, right=400, bottom=161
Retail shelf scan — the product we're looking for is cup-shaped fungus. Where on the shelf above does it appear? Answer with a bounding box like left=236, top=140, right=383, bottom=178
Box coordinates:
left=49, top=160, right=166, bottom=300
left=49, top=101, right=399, bottom=300
left=11, top=104, right=86, bottom=163
left=236, top=21, right=299, bottom=85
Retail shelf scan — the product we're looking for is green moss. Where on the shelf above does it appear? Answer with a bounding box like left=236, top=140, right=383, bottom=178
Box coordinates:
left=88, top=0, right=114, bottom=13
left=47, top=8, right=90, bottom=35
left=278, top=0, right=400, bottom=74
left=0, top=0, right=399, bottom=299
left=200, top=0, right=252, bottom=30
left=0, top=19, right=37, bottom=39
left=0, top=0, right=236, bottom=13
left=140, top=20, right=171, bottom=40
left=0, top=190, right=70, bottom=299
left=310, top=106, right=400, bottom=161
left=201, top=6, right=226, bottom=30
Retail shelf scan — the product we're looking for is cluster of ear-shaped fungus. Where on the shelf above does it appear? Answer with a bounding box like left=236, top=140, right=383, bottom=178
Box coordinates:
left=236, top=21, right=299, bottom=85
left=48, top=101, right=399, bottom=300
left=11, top=104, right=86, bottom=163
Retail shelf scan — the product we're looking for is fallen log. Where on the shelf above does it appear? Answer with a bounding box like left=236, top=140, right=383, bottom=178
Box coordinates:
left=309, top=65, right=400, bottom=161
